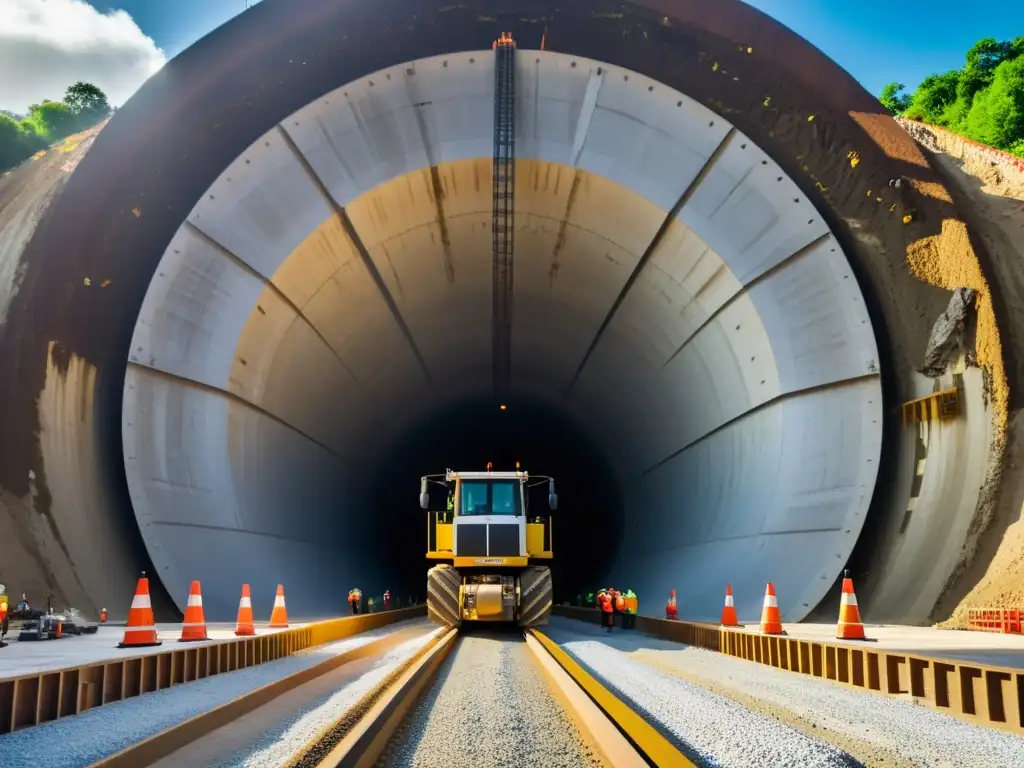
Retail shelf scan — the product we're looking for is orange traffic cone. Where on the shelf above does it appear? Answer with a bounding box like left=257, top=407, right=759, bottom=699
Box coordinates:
left=759, top=582, right=784, bottom=635
left=720, top=584, right=740, bottom=627
left=118, top=572, right=162, bottom=648
left=179, top=581, right=208, bottom=642
left=836, top=576, right=867, bottom=640
left=268, top=584, right=289, bottom=628
left=235, top=584, right=255, bottom=637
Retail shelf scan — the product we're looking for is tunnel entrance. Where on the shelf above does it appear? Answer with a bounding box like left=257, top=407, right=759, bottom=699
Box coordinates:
left=369, top=395, right=623, bottom=604
left=15, top=0, right=979, bottom=628
left=119, top=47, right=882, bottom=624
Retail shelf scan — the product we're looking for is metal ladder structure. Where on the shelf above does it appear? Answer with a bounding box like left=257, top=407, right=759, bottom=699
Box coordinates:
left=492, top=33, right=516, bottom=403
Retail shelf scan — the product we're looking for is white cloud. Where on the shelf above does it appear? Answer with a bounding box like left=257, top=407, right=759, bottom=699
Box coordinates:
left=0, top=0, right=167, bottom=114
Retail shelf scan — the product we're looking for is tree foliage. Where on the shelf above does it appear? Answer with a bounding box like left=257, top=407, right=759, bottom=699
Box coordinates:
left=880, top=82, right=912, bottom=115
left=891, top=36, right=1024, bottom=158
left=0, top=82, right=113, bottom=173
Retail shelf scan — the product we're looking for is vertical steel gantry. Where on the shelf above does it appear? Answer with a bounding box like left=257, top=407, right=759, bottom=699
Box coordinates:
left=492, top=33, right=516, bottom=403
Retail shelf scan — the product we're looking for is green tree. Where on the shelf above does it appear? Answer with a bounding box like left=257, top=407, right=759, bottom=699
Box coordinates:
left=897, top=34, right=1024, bottom=158
left=879, top=82, right=912, bottom=115
left=962, top=56, right=1024, bottom=151
left=904, top=71, right=961, bottom=124
left=0, top=114, right=45, bottom=172
left=62, top=81, right=111, bottom=126
left=24, top=100, right=76, bottom=141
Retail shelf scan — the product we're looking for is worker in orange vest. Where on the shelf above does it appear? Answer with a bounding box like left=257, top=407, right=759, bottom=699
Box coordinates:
left=383, top=590, right=391, bottom=610
left=348, top=588, right=362, bottom=615
left=613, top=588, right=626, bottom=627
left=0, top=585, right=8, bottom=645
left=597, top=589, right=614, bottom=632
left=665, top=589, right=678, bottom=620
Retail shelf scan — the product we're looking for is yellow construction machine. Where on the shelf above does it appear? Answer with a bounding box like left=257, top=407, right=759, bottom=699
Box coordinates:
left=420, top=465, right=556, bottom=628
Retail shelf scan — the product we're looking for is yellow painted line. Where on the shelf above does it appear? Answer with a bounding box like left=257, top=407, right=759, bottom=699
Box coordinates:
left=529, top=629, right=695, bottom=767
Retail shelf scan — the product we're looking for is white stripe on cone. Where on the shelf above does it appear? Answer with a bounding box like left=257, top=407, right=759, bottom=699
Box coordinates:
left=274, top=596, right=286, bottom=606
left=841, top=593, right=858, bottom=606
left=124, top=626, right=156, bottom=633
left=764, top=595, right=778, bottom=608
left=187, top=595, right=203, bottom=607
left=724, top=595, right=734, bottom=607
left=131, top=594, right=152, bottom=609
left=239, top=597, right=252, bottom=608
left=181, top=622, right=206, bottom=628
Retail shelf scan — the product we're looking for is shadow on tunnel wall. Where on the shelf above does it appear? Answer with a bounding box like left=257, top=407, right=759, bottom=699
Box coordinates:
left=367, top=396, right=623, bottom=602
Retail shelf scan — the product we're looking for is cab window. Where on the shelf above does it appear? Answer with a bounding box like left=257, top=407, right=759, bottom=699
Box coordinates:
left=460, top=480, right=521, bottom=516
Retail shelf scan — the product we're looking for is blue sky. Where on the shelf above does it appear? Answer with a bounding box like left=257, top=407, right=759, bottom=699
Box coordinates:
left=91, top=0, right=1021, bottom=95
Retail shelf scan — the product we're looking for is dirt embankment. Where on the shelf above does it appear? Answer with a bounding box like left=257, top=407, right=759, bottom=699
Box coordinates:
left=896, top=118, right=1024, bottom=623
left=1, top=123, right=107, bottom=325
left=0, top=122, right=107, bottom=607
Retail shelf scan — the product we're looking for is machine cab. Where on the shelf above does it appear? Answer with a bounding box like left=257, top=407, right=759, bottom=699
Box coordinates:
left=421, top=466, right=556, bottom=567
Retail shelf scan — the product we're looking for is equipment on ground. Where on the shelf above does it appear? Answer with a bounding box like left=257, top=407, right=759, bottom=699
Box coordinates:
left=0, top=584, right=8, bottom=646
left=421, top=466, right=557, bottom=628
left=17, top=612, right=62, bottom=641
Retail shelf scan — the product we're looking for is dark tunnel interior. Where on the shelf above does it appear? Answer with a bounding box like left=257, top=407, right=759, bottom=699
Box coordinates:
left=369, top=396, right=623, bottom=604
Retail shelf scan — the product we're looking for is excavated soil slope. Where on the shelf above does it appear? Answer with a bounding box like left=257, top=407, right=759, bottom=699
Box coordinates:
left=896, top=118, right=1024, bottom=624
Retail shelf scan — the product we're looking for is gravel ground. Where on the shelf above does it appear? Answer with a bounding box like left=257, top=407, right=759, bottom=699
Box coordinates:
left=543, top=619, right=862, bottom=768
left=217, top=627, right=444, bottom=767
left=0, top=618, right=430, bottom=767
left=572, top=620, right=1024, bottom=768
left=377, top=632, right=603, bottom=768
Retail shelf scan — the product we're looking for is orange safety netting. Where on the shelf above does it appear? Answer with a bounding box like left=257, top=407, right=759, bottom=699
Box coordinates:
left=967, top=609, right=1024, bottom=634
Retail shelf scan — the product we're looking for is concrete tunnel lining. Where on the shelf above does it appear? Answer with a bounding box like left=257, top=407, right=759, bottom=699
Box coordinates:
left=2, top=0, right=980, bottom=625
left=123, top=47, right=882, bottom=622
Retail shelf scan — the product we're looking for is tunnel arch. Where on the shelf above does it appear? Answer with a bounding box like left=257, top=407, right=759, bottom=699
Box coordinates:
left=0, top=0, right=991, bottom=623
left=124, top=48, right=881, bottom=620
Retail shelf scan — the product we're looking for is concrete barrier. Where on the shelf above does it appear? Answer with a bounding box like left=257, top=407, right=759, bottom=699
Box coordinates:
left=0, top=606, right=425, bottom=734
left=554, top=606, right=1024, bottom=734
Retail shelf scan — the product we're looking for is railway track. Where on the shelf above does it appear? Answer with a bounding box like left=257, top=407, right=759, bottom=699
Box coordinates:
left=90, top=624, right=692, bottom=768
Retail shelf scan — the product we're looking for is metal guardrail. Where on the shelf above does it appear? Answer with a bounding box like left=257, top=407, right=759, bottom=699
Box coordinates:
left=553, top=606, right=1024, bottom=735
left=0, top=607, right=425, bottom=734
left=900, top=386, right=960, bottom=425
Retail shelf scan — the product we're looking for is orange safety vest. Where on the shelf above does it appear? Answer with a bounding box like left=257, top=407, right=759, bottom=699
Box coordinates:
left=597, top=593, right=613, bottom=612
left=614, top=593, right=625, bottom=611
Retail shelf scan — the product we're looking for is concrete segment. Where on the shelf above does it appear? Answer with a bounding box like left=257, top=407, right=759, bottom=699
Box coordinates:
left=0, top=623, right=305, bottom=678
left=731, top=621, right=1024, bottom=670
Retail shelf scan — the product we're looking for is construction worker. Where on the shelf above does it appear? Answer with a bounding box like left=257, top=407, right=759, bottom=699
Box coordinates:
left=585, top=591, right=595, bottom=608
left=0, top=584, right=8, bottom=645
left=665, top=589, right=678, bottom=620
left=622, top=589, right=638, bottom=629
left=597, top=589, right=613, bottom=632
left=613, top=588, right=625, bottom=627
left=383, top=590, right=391, bottom=610
left=444, top=488, right=455, bottom=522
left=368, top=596, right=376, bottom=613
left=348, top=588, right=362, bottom=615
